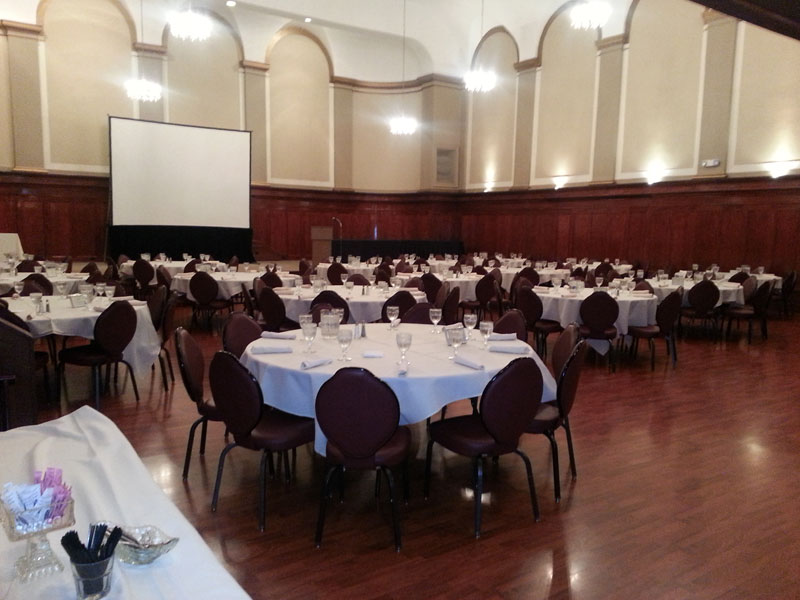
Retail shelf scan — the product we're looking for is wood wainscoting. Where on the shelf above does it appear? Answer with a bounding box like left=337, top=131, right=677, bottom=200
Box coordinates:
left=2, top=171, right=800, bottom=274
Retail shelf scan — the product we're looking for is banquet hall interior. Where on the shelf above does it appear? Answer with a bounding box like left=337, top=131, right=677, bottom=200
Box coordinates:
left=1, top=0, right=799, bottom=598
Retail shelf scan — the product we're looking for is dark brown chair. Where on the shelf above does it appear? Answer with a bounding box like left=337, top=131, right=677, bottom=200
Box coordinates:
left=240, top=282, right=258, bottom=320
left=327, top=262, right=348, bottom=285
left=771, top=270, right=796, bottom=317
left=578, top=291, right=619, bottom=372
left=725, top=280, right=773, bottom=343
left=440, top=286, right=461, bottom=325
left=85, top=271, right=106, bottom=285
left=261, top=271, right=284, bottom=289
left=493, top=308, right=527, bottom=342
left=728, top=271, right=749, bottom=284
left=80, top=261, right=100, bottom=274
left=459, top=274, right=496, bottom=321
left=381, top=290, right=417, bottom=323
left=400, top=302, right=433, bottom=324
left=210, top=351, right=314, bottom=531
left=634, top=279, right=654, bottom=293
left=290, top=259, right=311, bottom=276
left=175, top=327, right=225, bottom=480
left=57, top=300, right=140, bottom=409
left=680, top=279, right=721, bottom=337
left=0, top=307, right=50, bottom=401
left=189, top=271, right=231, bottom=329
left=310, top=302, right=333, bottom=324
left=594, top=262, right=613, bottom=279
left=394, top=261, right=413, bottom=274
left=403, top=276, right=422, bottom=290
left=310, top=290, right=350, bottom=323
left=517, top=286, right=562, bottom=357
left=424, top=357, right=544, bottom=538
left=103, top=258, right=119, bottom=281
left=222, top=312, right=263, bottom=358
left=256, top=286, right=296, bottom=332
left=346, top=273, right=370, bottom=286
left=374, top=268, right=392, bottom=286
left=15, top=259, right=40, bottom=273
left=315, top=367, right=411, bottom=550
left=628, top=290, right=682, bottom=369
left=147, top=285, right=174, bottom=390
left=156, top=264, right=173, bottom=289
left=132, top=259, right=156, bottom=300
left=525, top=340, right=588, bottom=502
left=550, top=323, right=580, bottom=379
left=181, top=258, right=199, bottom=273
left=228, top=255, right=240, bottom=269
left=421, top=273, right=442, bottom=304
left=21, top=274, right=53, bottom=296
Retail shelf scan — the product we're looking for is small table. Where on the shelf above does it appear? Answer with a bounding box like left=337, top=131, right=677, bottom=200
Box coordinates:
left=241, top=323, right=558, bottom=455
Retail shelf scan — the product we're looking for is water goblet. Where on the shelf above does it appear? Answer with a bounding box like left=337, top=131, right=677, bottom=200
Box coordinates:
left=429, top=307, right=442, bottom=333
left=463, top=314, right=478, bottom=339
left=552, top=277, right=562, bottom=289
left=55, top=281, right=67, bottom=296
left=105, top=285, right=116, bottom=299
left=337, top=329, right=353, bottom=361
left=386, top=306, right=400, bottom=329
left=596, top=277, right=604, bottom=288
left=94, top=283, right=106, bottom=298
left=447, top=327, right=466, bottom=359
left=344, top=280, right=355, bottom=297
left=298, top=313, right=313, bottom=327
left=396, top=332, right=412, bottom=366
left=301, top=322, right=317, bottom=353
left=13, top=281, right=24, bottom=297
left=479, top=320, right=493, bottom=348
left=332, top=308, right=345, bottom=325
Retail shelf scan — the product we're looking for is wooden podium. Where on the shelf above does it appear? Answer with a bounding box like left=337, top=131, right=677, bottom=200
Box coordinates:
left=310, top=226, right=333, bottom=266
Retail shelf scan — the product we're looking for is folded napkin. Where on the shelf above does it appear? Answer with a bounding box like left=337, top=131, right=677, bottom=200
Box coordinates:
left=250, top=345, right=293, bottom=355
left=534, top=286, right=551, bottom=294
left=488, top=332, right=517, bottom=341
left=300, top=358, right=332, bottom=370
left=488, top=345, right=530, bottom=354
left=92, top=305, right=106, bottom=312
left=261, top=331, right=296, bottom=340
left=454, top=355, right=484, bottom=370
left=111, top=296, right=134, bottom=301
left=128, top=299, right=147, bottom=306
left=362, top=350, right=384, bottom=358
left=630, top=290, right=652, bottom=297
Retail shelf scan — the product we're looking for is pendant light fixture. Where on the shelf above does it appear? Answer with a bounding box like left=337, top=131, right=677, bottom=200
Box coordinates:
left=168, top=6, right=212, bottom=42
left=463, top=0, right=497, bottom=93
left=389, top=0, right=418, bottom=136
left=569, top=1, right=612, bottom=30
left=125, top=0, right=162, bottom=103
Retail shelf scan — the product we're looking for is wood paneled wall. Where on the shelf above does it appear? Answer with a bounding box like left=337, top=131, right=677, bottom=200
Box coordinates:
left=2, top=172, right=800, bottom=274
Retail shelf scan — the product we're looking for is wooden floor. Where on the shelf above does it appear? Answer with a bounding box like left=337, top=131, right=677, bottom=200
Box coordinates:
left=39, top=306, right=800, bottom=599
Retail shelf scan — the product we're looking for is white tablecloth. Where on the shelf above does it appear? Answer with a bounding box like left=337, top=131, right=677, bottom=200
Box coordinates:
left=647, top=279, right=745, bottom=307
left=5, top=296, right=160, bottom=376
left=278, top=285, right=427, bottom=323
left=171, top=272, right=300, bottom=302
left=241, top=323, right=557, bottom=455
left=0, top=273, right=88, bottom=296
left=315, top=262, right=378, bottom=279
left=537, top=288, right=657, bottom=335
left=0, top=233, right=24, bottom=259
left=0, top=407, right=249, bottom=599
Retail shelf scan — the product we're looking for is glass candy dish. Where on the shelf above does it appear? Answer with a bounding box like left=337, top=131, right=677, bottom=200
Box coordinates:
left=101, top=524, right=178, bottom=565
left=0, top=497, right=75, bottom=582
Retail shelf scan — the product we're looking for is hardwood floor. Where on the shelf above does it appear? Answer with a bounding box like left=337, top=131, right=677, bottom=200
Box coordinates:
left=38, top=306, right=800, bottom=599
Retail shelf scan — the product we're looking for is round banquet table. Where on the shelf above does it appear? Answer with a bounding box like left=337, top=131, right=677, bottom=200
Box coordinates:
left=276, top=284, right=427, bottom=323
left=240, top=323, right=558, bottom=455
left=0, top=272, right=88, bottom=296
left=315, top=262, right=379, bottom=280
left=647, top=278, right=745, bottom=306
left=170, top=271, right=300, bottom=302
left=4, top=295, right=160, bottom=376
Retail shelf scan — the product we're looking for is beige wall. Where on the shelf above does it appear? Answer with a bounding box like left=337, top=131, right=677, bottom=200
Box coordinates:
left=619, top=0, right=706, bottom=179
left=532, top=13, right=597, bottom=185
left=730, top=22, right=800, bottom=174
left=466, top=30, right=518, bottom=190
left=167, top=19, right=241, bottom=130
left=42, top=0, right=132, bottom=170
left=268, top=33, right=331, bottom=187
left=0, top=35, right=13, bottom=169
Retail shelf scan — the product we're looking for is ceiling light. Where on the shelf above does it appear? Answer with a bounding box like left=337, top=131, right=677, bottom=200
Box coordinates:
left=226, top=0, right=236, bottom=6
left=125, top=78, right=162, bottom=102
left=304, top=17, right=312, bottom=23
left=389, top=0, right=418, bottom=136
left=464, top=0, right=496, bottom=93
left=570, top=1, right=612, bottom=30
left=168, top=10, right=212, bottom=42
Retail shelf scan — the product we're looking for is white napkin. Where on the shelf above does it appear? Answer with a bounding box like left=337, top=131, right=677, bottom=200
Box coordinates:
left=488, top=332, right=517, bottom=341
left=92, top=305, right=106, bottom=312
left=488, top=345, right=530, bottom=354
left=454, top=355, right=484, bottom=370
left=261, top=331, right=296, bottom=340
left=111, top=296, right=134, bottom=301
left=126, top=299, right=147, bottom=306
left=300, top=358, right=332, bottom=370
left=534, top=286, right=551, bottom=294
left=362, top=350, right=384, bottom=358
left=630, top=290, right=652, bottom=297
left=250, top=345, right=293, bottom=354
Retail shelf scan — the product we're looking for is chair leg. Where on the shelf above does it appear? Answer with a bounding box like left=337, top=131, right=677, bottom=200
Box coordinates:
left=402, top=458, right=410, bottom=503
left=92, top=366, right=101, bottom=410
left=563, top=418, right=578, bottom=479
left=164, top=346, right=175, bottom=383
left=283, top=450, right=291, bottom=483
left=120, top=361, right=140, bottom=403
left=545, top=431, right=561, bottom=503
left=182, top=416, right=206, bottom=480
left=423, top=439, right=435, bottom=499
left=158, top=353, right=168, bottom=391
left=258, top=449, right=269, bottom=532
left=315, top=464, right=340, bottom=548
left=473, top=457, right=484, bottom=539
left=648, top=338, right=655, bottom=371
left=199, top=418, right=209, bottom=454
left=211, top=442, right=237, bottom=512
left=513, top=448, right=540, bottom=522
left=381, top=467, right=402, bottom=551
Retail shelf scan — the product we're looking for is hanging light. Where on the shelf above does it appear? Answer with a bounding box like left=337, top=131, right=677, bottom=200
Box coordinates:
left=570, top=1, right=612, bottom=30
left=168, top=9, right=212, bottom=42
left=464, top=0, right=496, bottom=93
left=389, top=0, right=418, bottom=136
left=125, top=0, right=162, bottom=102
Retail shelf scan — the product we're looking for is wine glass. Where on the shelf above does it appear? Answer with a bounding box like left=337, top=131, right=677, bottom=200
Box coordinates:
left=596, top=277, right=604, bottom=288
left=105, top=285, right=116, bottom=299
left=396, top=332, right=412, bottom=366
left=13, top=281, right=23, bottom=297
left=301, top=322, right=317, bottom=354
left=344, top=280, right=354, bottom=297
left=463, top=314, right=478, bottom=339
left=552, top=277, right=562, bottom=289
left=95, top=283, right=106, bottom=298
left=446, top=327, right=466, bottom=359
left=55, top=281, right=67, bottom=296
left=429, top=307, right=442, bottom=333
left=298, top=313, right=313, bottom=327
left=337, top=329, right=353, bottom=361
left=479, top=320, right=493, bottom=348
left=386, top=306, right=400, bottom=329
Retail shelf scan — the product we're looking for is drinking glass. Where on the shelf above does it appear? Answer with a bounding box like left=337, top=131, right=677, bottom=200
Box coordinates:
left=463, top=314, right=478, bottom=339
left=94, top=283, right=106, bottom=298
left=105, top=285, right=116, bottom=299
left=396, top=332, right=412, bottom=365
left=337, top=329, right=353, bottom=361
left=386, top=306, right=400, bottom=329
left=596, top=277, right=604, bottom=288
left=429, top=307, right=442, bottom=333
left=446, top=327, right=466, bottom=359
left=13, top=281, right=24, bottom=296
left=298, top=313, right=313, bottom=327
left=301, top=322, right=317, bottom=353
left=422, top=265, right=430, bottom=274
left=332, top=307, right=345, bottom=324
left=479, top=320, right=493, bottom=348
left=344, top=280, right=354, bottom=296
left=552, top=277, right=562, bottom=289
left=55, top=281, right=67, bottom=296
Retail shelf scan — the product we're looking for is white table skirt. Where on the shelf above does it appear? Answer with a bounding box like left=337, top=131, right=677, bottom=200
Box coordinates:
left=647, top=279, right=745, bottom=307
left=537, top=288, right=657, bottom=335
left=0, top=407, right=249, bottom=600
left=240, top=323, right=558, bottom=455
left=171, top=272, right=300, bottom=302
left=278, top=285, right=427, bottom=324
left=5, top=296, right=160, bottom=376
left=0, top=273, right=88, bottom=296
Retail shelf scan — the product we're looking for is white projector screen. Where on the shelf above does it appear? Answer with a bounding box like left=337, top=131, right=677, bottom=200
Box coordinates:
left=110, top=117, right=251, bottom=228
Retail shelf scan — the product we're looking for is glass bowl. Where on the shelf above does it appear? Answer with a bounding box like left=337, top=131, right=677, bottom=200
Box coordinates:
left=103, top=524, right=178, bottom=565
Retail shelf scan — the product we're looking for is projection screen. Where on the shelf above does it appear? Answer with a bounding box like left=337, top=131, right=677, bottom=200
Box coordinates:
left=109, top=117, right=251, bottom=228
